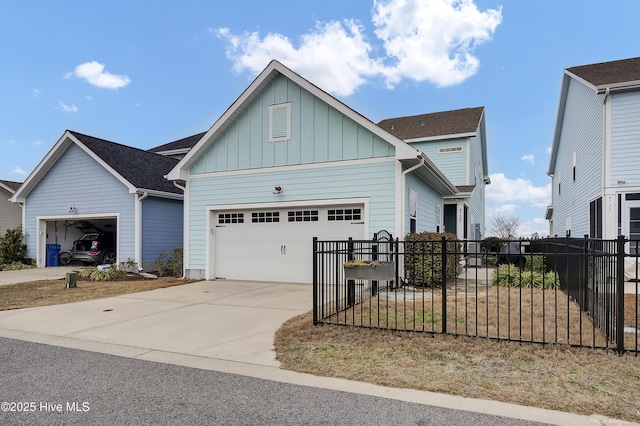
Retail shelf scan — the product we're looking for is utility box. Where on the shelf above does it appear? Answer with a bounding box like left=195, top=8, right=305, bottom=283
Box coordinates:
left=66, top=272, right=77, bottom=289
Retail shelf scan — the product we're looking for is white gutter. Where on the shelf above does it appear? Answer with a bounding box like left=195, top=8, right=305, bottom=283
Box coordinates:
left=400, top=155, right=426, bottom=236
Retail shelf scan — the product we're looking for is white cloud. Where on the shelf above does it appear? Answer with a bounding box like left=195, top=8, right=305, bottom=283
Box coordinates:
left=10, top=166, right=27, bottom=176
left=33, top=140, right=43, bottom=146
left=521, top=154, right=535, bottom=165
left=58, top=102, right=78, bottom=113
left=486, top=173, right=551, bottom=208
left=215, top=0, right=502, bottom=96
left=32, top=88, right=41, bottom=97
left=372, top=0, right=503, bottom=88
left=71, top=61, right=131, bottom=90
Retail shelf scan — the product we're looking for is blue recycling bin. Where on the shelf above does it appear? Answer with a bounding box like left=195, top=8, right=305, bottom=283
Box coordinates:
left=46, top=244, right=61, bottom=267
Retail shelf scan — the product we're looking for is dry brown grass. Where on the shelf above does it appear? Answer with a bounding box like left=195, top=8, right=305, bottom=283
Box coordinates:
left=275, top=287, right=640, bottom=423
left=0, top=276, right=196, bottom=311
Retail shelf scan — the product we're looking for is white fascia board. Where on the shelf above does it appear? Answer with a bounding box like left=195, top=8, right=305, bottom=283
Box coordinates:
left=0, top=182, right=15, bottom=196
left=403, top=132, right=477, bottom=144
left=548, top=73, right=572, bottom=175
left=154, top=148, right=190, bottom=157
left=11, top=131, right=74, bottom=203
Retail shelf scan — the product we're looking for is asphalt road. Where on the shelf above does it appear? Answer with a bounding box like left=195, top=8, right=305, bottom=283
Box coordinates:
left=0, top=337, right=547, bottom=425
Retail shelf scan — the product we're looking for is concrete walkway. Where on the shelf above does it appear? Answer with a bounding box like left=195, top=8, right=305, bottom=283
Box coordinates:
left=0, top=266, right=79, bottom=286
left=0, top=278, right=635, bottom=425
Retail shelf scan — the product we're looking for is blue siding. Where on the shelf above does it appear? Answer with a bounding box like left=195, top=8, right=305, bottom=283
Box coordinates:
left=550, top=78, right=602, bottom=237
left=23, top=143, right=137, bottom=261
left=610, top=91, right=640, bottom=185
left=187, top=160, right=397, bottom=270
left=190, top=75, right=395, bottom=174
left=406, top=173, right=443, bottom=235
left=141, top=196, right=183, bottom=267
left=411, top=138, right=468, bottom=185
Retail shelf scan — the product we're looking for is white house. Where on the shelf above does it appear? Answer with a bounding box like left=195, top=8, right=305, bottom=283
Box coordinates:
left=547, top=56, right=640, bottom=252
left=0, top=180, right=22, bottom=235
left=167, top=60, right=488, bottom=283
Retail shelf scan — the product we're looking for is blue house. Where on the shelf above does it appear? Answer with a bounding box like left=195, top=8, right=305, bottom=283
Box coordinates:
left=167, top=60, right=486, bottom=283
left=547, top=56, right=640, bottom=251
left=378, top=107, right=490, bottom=240
left=11, top=131, right=185, bottom=271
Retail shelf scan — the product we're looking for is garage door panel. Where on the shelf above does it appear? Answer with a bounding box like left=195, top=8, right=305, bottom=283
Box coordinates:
left=213, top=205, right=364, bottom=283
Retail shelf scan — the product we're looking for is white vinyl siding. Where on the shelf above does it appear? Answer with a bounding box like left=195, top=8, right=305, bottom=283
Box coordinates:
left=0, top=189, right=21, bottom=233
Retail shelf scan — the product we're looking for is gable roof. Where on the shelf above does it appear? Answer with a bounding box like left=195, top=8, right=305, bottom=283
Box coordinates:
left=148, top=132, right=205, bottom=155
left=166, top=60, right=428, bottom=182
left=549, top=57, right=640, bottom=175
left=565, top=57, right=640, bottom=93
left=0, top=180, right=21, bottom=194
left=377, top=107, right=485, bottom=141
left=12, top=130, right=182, bottom=203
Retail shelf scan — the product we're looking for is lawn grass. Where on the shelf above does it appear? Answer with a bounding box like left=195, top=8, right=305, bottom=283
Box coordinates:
left=275, top=292, right=640, bottom=423
left=0, top=276, right=196, bottom=311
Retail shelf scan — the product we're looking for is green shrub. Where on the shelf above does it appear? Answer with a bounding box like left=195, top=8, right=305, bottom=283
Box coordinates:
left=2, top=261, right=35, bottom=271
left=154, top=247, right=183, bottom=277
left=0, top=226, right=27, bottom=264
left=404, top=232, right=460, bottom=287
left=76, top=267, right=125, bottom=281
left=493, top=263, right=559, bottom=289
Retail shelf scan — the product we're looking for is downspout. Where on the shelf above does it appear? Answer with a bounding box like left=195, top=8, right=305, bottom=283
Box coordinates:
left=401, top=155, right=426, bottom=236
left=602, top=87, right=610, bottom=239
left=173, top=181, right=187, bottom=278
left=136, top=192, right=148, bottom=272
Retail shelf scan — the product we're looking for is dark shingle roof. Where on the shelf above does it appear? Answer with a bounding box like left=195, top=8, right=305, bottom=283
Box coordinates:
left=377, top=107, right=484, bottom=140
left=0, top=180, right=22, bottom=192
left=567, top=57, right=640, bottom=87
left=69, top=131, right=181, bottom=194
left=148, top=132, right=205, bottom=154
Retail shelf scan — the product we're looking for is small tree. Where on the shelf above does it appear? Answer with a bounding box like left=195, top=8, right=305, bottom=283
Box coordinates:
left=0, top=226, right=28, bottom=264
left=487, top=214, right=520, bottom=239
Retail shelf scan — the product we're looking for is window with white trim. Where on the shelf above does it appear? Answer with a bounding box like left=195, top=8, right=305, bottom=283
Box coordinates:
left=269, top=103, right=292, bottom=142
left=438, top=146, right=463, bottom=153
left=252, top=212, right=280, bottom=223
left=409, top=190, right=417, bottom=233
left=219, top=213, right=244, bottom=224
left=328, top=208, right=361, bottom=221
left=288, top=210, right=318, bottom=222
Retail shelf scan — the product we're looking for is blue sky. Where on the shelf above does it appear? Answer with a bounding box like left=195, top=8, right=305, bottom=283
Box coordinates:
left=2, top=0, right=639, bottom=237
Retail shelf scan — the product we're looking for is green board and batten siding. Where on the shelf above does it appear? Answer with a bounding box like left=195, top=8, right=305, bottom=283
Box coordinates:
left=190, top=75, right=394, bottom=174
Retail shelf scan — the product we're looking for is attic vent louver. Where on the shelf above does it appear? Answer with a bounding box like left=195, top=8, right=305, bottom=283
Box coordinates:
left=420, top=121, right=425, bottom=127
left=269, top=103, right=292, bottom=142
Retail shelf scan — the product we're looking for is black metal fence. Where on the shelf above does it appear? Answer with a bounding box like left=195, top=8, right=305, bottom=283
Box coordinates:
left=313, top=235, right=640, bottom=354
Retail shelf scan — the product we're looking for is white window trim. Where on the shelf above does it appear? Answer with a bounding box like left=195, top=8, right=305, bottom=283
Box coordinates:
left=269, top=102, right=292, bottom=142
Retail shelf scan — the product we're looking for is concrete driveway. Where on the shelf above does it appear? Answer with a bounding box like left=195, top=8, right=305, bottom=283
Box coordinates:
left=0, top=280, right=310, bottom=367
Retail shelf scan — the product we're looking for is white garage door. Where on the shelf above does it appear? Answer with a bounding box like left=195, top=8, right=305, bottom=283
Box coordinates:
left=213, top=205, right=365, bottom=283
